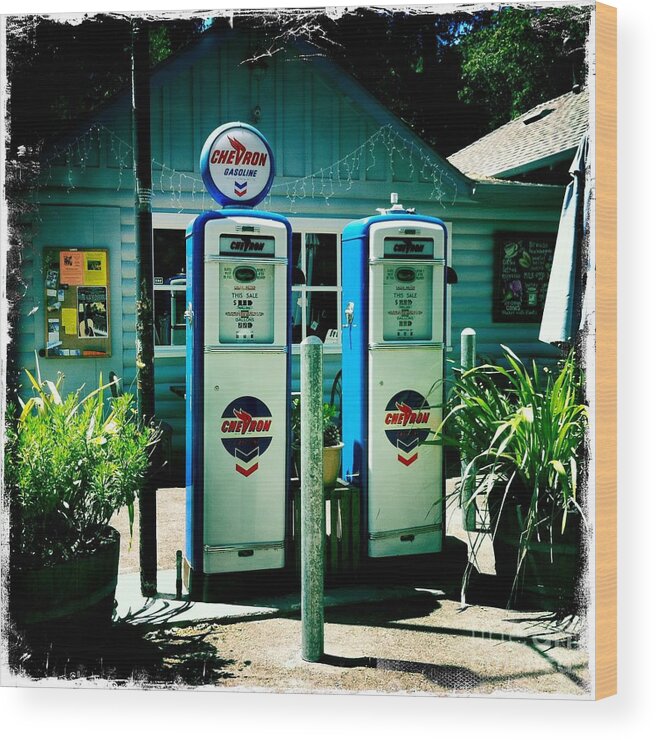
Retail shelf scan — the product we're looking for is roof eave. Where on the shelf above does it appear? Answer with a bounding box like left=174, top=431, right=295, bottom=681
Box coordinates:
left=471, top=178, right=565, bottom=207
left=493, top=146, right=578, bottom=179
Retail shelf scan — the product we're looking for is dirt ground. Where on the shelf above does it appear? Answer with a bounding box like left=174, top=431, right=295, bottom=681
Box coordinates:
left=99, top=487, right=589, bottom=698
left=166, top=604, right=587, bottom=697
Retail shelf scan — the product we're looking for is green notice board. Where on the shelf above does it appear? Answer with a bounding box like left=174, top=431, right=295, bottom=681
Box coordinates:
left=493, top=233, right=556, bottom=323
left=43, top=247, right=111, bottom=358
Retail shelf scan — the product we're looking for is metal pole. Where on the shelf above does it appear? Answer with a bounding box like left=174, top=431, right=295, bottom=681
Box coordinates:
left=300, top=336, right=324, bottom=662
left=460, top=328, right=477, bottom=531
left=131, top=19, right=157, bottom=597
left=175, top=550, right=183, bottom=600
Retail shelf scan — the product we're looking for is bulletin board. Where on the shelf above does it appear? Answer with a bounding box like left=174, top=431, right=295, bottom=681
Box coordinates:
left=43, top=247, right=111, bottom=358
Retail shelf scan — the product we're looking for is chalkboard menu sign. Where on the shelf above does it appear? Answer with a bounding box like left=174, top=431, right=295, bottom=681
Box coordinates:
left=493, top=233, right=556, bottom=323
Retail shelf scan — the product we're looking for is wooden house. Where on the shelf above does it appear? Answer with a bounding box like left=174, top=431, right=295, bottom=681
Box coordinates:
left=16, top=27, right=571, bottom=478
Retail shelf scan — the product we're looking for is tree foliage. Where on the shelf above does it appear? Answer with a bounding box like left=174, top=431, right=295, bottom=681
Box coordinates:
left=5, top=7, right=591, bottom=158
left=325, top=8, right=491, bottom=155
left=5, top=14, right=206, bottom=154
left=458, top=6, right=591, bottom=129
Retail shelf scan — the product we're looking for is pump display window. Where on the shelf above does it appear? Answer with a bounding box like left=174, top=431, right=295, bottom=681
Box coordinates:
left=291, top=232, right=340, bottom=346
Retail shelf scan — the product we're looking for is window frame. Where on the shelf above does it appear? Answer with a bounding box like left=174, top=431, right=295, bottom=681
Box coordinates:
left=152, top=213, right=194, bottom=358
left=289, top=217, right=348, bottom=355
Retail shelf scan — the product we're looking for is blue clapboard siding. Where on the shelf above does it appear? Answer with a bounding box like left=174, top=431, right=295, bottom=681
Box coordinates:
left=21, top=29, right=567, bottom=475
left=447, top=211, right=561, bottom=365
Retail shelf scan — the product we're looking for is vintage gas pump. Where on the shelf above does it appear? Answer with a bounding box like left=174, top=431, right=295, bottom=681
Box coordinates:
left=342, top=195, right=451, bottom=558
left=185, top=123, right=291, bottom=590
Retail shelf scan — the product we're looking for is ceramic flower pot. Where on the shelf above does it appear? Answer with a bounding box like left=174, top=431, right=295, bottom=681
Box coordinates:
left=323, top=442, right=344, bottom=489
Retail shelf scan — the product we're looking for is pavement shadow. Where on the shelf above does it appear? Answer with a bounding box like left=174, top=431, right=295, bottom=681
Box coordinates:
left=322, top=654, right=485, bottom=690
left=6, top=611, right=236, bottom=686
left=119, top=595, right=198, bottom=626
left=326, top=598, right=580, bottom=649
left=347, top=535, right=468, bottom=595
left=321, top=653, right=588, bottom=692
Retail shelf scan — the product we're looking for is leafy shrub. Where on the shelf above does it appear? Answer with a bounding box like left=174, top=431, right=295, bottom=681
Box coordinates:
left=5, top=370, right=160, bottom=567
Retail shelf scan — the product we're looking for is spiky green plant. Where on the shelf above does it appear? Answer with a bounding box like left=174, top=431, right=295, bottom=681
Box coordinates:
left=432, top=346, right=588, bottom=597
left=5, top=368, right=160, bottom=567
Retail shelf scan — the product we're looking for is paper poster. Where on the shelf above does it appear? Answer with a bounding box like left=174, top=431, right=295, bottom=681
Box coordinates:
left=47, top=318, right=60, bottom=349
left=60, top=251, right=84, bottom=284
left=83, top=251, right=107, bottom=286
left=61, top=307, right=77, bottom=335
left=77, top=286, right=108, bottom=338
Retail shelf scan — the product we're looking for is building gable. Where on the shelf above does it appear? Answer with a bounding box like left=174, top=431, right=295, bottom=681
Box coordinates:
left=42, top=27, right=472, bottom=212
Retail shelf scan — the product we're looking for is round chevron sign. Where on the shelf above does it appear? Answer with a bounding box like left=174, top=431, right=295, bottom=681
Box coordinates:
left=219, top=395, right=273, bottom=477
left=383, top=390, right=432, bottom=467
left=200, top=122, right=275, bottom=207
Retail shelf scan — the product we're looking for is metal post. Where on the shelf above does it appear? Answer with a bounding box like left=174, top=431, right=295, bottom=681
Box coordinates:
left=300, top=336, right=324, bottom=662
left=131, top=19, right=157, bottom=597
left=175, top=550, right=183, bottom=600
left=460, top=328, right=477, bottom=530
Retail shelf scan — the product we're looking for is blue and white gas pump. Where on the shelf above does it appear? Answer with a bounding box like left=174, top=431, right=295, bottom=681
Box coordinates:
left=185, top=123, right=292, bottom=590
left=342, top=196, right=451, bottom=558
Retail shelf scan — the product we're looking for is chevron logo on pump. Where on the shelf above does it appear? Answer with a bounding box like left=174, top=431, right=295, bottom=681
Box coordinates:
left=220, top=396, right=273, bottom=477
left=234, top=181, right=248, bottom=197
left=383, top=390, right=432, bottom=466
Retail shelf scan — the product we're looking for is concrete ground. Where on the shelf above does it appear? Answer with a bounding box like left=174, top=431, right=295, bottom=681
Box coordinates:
left=97, top=484, right=589, bottom=698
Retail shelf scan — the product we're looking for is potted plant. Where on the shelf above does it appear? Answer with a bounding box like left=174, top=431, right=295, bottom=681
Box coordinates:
left=433, top=346, right=588, bottom=611
left=290, top=397, right=344, bottom=488
left=4, top=367, right=160, bottom=635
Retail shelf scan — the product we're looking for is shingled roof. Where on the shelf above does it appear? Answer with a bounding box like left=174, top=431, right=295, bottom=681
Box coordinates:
left=448, top=88, right=589, bottom=180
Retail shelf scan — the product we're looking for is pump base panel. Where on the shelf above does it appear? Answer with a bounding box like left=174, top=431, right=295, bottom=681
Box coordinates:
left=183, top=557, right=290, bottom=602
left=368, top=525, right=443, bottom=558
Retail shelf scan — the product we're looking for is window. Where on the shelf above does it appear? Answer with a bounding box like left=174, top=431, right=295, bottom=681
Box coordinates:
left=153, top=228, right=187, bottom=351
left=291, top=231, right=341, bottom=348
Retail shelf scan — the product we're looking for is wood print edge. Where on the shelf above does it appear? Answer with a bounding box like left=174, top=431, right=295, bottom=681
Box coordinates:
left=595, top=0, right=617, bottom=701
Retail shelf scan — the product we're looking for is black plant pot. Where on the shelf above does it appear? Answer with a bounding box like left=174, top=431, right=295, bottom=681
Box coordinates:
left=489, top=490, right=581, bottom=613
left=9, top=526, right=121, bottom=636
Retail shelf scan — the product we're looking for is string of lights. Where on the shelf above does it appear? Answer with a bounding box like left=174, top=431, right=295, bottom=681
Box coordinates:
left=36, top=121, right=459, bottom=211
